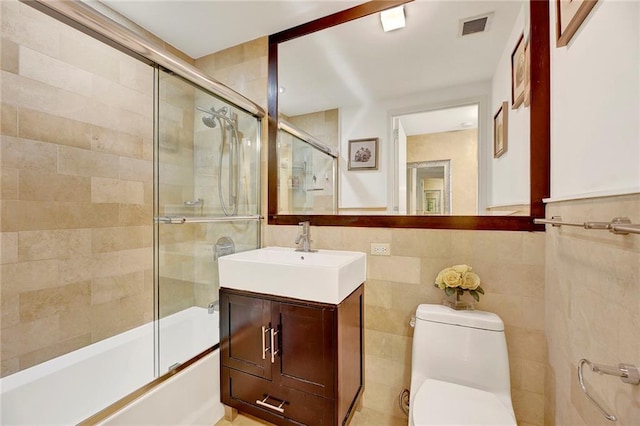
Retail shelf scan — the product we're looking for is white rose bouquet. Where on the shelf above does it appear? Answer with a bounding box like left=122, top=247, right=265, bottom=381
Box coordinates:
left=434, top=264, right=484, bottom=302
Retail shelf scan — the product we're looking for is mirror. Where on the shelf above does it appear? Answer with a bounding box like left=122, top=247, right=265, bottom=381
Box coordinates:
left=268, top=0, right=549, bottom=230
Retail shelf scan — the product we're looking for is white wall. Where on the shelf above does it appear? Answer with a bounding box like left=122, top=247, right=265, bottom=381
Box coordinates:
left=550, top=1, right=640, bottom=199
left=339, top=81, right=491, bottom=209
left=339, top=104, right=388, bottom=209
left=488, top=3, right=531, bottom=208
left=396, top=118, right=407, bottom=213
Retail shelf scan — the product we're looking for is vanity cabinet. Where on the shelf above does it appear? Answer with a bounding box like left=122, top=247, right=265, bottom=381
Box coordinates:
left=220, top=285, right=364, bottom=426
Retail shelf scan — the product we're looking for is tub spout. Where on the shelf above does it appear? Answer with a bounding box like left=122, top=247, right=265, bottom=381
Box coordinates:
left=208, top=301, right=219, bottom=314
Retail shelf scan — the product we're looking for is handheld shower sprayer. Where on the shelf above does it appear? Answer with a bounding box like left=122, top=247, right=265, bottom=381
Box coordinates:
left=196, top=105, right=242, bottom=216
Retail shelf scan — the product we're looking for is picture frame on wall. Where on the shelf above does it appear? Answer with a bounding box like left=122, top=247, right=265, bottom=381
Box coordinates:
left=511, top=34, right=526, bottom=109
left=348, top=138, right=378, bottom=170
left=494, top=102, right=508, bottom=158
left=556, top=0, right=598, bottom=47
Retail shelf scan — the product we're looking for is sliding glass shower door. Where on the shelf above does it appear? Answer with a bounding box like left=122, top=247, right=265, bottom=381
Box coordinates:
left=155, top=69, right=261, bottom=374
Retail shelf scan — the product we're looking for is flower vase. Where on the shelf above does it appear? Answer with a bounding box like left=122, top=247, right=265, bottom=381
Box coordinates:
left=442, top=290, right=475, bottom=311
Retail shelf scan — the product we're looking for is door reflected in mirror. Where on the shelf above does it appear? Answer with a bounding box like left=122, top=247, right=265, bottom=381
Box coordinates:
left=396, top=104, right=477, bottom=216
left=408, top=161, right=450, bottom=215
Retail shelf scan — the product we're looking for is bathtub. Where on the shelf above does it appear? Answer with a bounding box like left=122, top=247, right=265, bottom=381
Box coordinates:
left=0, top=306, right=220, bottom=425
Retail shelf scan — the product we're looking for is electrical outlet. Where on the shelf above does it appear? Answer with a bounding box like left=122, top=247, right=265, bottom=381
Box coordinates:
left=370, top=243, right=391, bottom=256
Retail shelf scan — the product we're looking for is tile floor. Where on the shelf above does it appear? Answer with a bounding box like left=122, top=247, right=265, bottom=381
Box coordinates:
left=214, top=408, right=408, bottom=426
left=215, top=413, right=273, bottom=426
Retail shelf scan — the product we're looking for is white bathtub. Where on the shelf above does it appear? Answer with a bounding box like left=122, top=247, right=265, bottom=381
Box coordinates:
left=0, top=307, right=220, bottom=426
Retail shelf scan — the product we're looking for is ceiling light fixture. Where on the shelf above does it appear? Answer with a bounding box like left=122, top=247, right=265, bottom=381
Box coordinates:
left=380, top=5, right=405, bottom=32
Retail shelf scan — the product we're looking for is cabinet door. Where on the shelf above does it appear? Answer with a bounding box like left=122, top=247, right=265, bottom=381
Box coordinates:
left=220, top=290, right=273, bottom=380
left=273, top=301, right=335, bottom=398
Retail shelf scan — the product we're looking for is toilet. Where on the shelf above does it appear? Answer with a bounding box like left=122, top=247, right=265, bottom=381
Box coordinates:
left=409, top=304, right=516, bottom=425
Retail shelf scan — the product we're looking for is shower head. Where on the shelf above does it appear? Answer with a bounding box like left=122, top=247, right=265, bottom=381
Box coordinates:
left=197, top=105, right=223, bottom=128
left=197, top=105, right=234, bottom=129
left=202, top=115, right=217, bottom=128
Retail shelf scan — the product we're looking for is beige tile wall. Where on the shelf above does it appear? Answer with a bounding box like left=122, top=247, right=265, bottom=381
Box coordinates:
left=195, top=37, right=268, bottom=109
left=0, top=0, right=154, bottom=376
left=545, top=194, right=640, bottom=425
left=288, top=109, right=340, bottom=150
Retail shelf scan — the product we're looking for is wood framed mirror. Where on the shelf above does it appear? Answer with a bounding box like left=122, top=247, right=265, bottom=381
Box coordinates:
left=267, top=0, right=549, bottom=231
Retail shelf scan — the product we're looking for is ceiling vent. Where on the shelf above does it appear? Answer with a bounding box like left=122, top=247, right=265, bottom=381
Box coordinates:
left=459, top=12, right=494, bottom=36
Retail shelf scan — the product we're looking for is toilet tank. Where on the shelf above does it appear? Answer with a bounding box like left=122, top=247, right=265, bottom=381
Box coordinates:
left=411, top=305, right=511, bottom=397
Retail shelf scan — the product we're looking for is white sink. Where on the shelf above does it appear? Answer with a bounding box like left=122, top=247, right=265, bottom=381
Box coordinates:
left=218, top=246, right=366, bottom=304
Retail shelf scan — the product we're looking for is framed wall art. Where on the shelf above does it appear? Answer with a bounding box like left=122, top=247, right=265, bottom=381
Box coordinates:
left=348, top=137, right=378, bottom=170
left=511, top=33, right=526, bottom=109
left=556, top=0, right=598, bottom=47
left=494, top=102, right=508, bottom=158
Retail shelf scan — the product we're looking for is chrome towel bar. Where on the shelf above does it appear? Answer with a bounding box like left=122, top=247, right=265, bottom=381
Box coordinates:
left=156, top=215, right=262, bottom=224
left=534, top=216, right=640, bottom=235
left=577, top=358, right=640, bottom=422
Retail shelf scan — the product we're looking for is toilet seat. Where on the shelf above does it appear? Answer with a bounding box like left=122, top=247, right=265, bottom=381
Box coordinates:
left=412, top=379, right=516, bottom=426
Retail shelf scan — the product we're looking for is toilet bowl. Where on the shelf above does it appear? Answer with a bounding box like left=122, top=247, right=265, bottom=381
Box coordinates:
left=409, top=304, right=516, bottom=426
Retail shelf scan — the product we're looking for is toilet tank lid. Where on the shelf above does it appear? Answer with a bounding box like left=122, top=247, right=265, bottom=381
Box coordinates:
left=415, top=304, right=504, bottom=331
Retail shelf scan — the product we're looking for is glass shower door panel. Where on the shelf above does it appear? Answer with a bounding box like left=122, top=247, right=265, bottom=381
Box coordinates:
left=278, top=131, right=337, bottom=214
left=308, top=148, right=336, bottom=213
left=156, top=69, right=260, bottom=374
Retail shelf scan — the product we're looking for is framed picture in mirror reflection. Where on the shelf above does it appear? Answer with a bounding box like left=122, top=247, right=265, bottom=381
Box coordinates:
left=348, top=138, right=378, bottom=170
left=494, top=102, right=508, bottom=158
left=511, top=33, right=526, bottom=109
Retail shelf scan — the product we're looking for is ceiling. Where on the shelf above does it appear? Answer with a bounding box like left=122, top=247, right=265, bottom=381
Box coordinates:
left=400, top=105, right=478, bottom=136
left=100, top=0, right=523, bottom=135
left=100, top=0, right=363, bottom=58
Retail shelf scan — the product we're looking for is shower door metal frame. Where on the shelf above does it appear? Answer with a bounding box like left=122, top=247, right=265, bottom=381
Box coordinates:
left=153, top=65, right=161, bottom=376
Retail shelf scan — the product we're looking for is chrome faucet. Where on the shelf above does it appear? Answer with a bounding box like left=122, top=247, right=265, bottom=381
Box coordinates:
left=295, top=221, right=315, bottom=252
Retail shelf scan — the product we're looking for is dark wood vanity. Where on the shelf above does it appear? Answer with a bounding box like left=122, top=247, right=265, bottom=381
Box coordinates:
left=220, top=285, right=364, bottom=426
